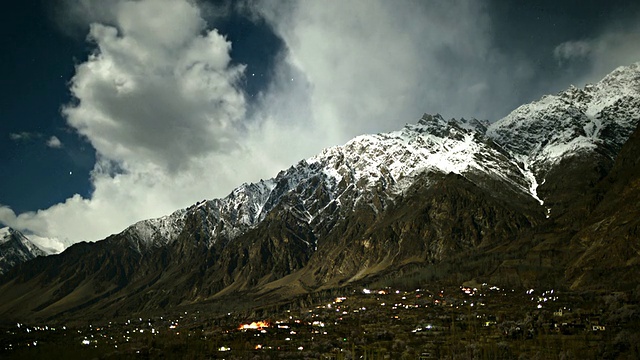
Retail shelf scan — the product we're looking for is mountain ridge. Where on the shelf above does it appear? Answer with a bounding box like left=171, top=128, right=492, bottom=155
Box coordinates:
left=121, top=60, right=640, bottom=252
left=0, top=62, right=639, bottom=322
left=0, top=227, right=48, bottom=275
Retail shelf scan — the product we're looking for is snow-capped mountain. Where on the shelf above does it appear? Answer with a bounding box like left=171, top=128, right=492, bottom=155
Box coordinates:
left=125, top=62, right=640, bottom=250
left=124, top=112, right=538, bottom=251
left=1, top=62, right=639, bottom=321
left=487, top=62, right=640, bottom=173
left=0, top=227, right=48, bottom=275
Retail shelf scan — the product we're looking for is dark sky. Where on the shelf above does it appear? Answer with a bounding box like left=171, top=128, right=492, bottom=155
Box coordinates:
left=0, top=0, right=639, bottom=248
left=0, top=1, right=92, bottom=213
left=488, top=0, right=640, bottom=94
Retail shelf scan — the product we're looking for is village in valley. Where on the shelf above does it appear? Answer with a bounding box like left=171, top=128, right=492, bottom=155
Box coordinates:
left=1, top=282, right=638, bottom=359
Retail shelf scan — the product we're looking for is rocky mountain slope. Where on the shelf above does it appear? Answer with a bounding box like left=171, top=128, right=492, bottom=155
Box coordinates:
left=0, top=227, right=47, bottom=275
left=564, top=121, right=640, bottom=290
left=0, top=62, right=638, bottom=322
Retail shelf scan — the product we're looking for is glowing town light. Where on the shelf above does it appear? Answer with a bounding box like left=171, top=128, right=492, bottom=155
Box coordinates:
left=239, top=321, right=270, bottom=330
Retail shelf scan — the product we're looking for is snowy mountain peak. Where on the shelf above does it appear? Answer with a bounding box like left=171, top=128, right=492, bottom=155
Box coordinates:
left=126, top=111, right=532, bottom=250
left=0, top=227, right=48, bottom=275
left=599, top=62, right=640, bottom=89
left=455, top=117, right=489, bottom=133
left=410, top=113, right=450, bottom=137
left=0, top=227, right=11, bottom=244
left=410, top=113, right=488, bottom=137
left=417, top=113, right=446, bottom=126
left=124, top=177, right=281, bottom=251
left=311, top=113, right=497, bottom=190
left=486, top=61, right=640, bottom=173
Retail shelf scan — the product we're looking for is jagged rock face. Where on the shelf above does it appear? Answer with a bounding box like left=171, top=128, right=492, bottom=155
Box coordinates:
left=564, top=124, right=640, bottom=290
left=298, top=172, right=543, bottom=288
left=536, top=149, right=614, bottom=226
left=482, top=122, right=640, bottom=290
left=1, top=62, right=640, bottom=322
left=485, top=62, right=640, bottom=223
left=0, top=228, right=47, bottom=275
left=487, top=62, right=640, bottom=171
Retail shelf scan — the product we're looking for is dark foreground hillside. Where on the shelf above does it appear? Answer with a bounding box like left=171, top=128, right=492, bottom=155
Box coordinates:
left=1, top=284, right=639, bottom=359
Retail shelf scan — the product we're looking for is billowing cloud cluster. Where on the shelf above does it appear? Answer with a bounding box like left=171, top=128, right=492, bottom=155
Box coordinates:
left=0, top=0, right=258, bottom=248
left=1, top=0, right=639, bottom=251
left=64, top=0, right=246, bottom=172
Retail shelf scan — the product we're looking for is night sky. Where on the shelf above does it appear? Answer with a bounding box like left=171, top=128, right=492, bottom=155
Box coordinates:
left=1, top=0, right=639, bottom=251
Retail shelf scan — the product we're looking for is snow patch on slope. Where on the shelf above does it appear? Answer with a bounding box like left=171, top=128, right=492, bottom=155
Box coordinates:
left=305, top=113, right=531, bottom=208
left=517, top=160, right=544, bottom=205
left=0, top=227, right=10, bottom=244
left=129, top=209, right=188, bottom=247
left=486, top=61, right=640, bottom=204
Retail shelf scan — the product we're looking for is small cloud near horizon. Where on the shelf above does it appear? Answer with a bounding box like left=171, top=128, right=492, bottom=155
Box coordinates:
left=46, top=136, right=63, bottom=149
left=9, top=132, right=41, bottom=142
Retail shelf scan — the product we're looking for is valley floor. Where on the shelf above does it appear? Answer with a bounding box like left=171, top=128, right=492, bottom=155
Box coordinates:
left=1, top=284, right=639, bottom=359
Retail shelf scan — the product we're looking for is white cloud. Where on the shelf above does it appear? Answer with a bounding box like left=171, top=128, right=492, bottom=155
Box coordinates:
left=9, top=132, right=40, bottom=141
left=553, top=40, right=592, bottom=63
left=246, top=0, right=535, bottom=144
left=46, top=136, right=63, bottom=148
left=63, top=0, right=246, bottom=173
left=553, top=18, right=640, bottom=85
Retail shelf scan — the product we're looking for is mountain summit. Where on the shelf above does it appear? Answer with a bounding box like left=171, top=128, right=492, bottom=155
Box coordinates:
left=0, top=62, right=639, bottom=322
left=0, top=227, right=47, bottom=275
left=488, top=62, right=640, bottom=169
